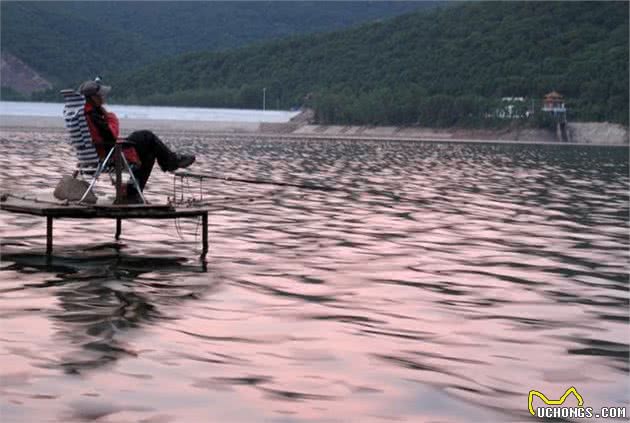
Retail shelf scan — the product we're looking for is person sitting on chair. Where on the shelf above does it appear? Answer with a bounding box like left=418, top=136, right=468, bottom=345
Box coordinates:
left=79, top=79, right=196, bottom=202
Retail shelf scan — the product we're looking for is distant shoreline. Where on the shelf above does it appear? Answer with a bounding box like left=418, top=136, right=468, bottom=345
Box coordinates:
left=1, top=114, right=627, bottom=146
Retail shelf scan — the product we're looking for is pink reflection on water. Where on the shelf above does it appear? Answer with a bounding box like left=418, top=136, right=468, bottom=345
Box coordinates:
left=1, top=131, right=628, bottom=422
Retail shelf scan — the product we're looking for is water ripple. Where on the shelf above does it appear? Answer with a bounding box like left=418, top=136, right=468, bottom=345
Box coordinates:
left=1, top=131, right=628, bottom=422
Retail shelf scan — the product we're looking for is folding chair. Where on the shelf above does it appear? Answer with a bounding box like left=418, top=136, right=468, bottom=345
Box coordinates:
left=60, top=89, right=146, bottom=204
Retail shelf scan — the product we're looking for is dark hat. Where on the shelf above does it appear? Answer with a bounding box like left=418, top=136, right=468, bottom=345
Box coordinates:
left=78, top=80, right=111, bottom=97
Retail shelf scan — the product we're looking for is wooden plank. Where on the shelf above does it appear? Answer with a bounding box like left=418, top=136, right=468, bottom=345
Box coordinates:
left=201, top=212, right=208, bottom=258
left=114, top=144, right=123, bottom=204
left=2, top=193, right=212, bottom=257
left=94, top=203, right=173, bottom=211
left=1, top=197, right=208, bottom=219
left=46, top=216, right=53, bottom=255
left=115, top=218, right=122, bottom=240
left=0, top=199, right=85, bottom=215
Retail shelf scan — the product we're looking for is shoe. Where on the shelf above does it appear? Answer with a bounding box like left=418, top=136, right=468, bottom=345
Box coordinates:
left=175, top=154, right=195, bottom=170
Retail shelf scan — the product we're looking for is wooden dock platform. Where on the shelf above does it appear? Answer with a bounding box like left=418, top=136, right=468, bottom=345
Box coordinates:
left=1, top=194, right=209, bottom=257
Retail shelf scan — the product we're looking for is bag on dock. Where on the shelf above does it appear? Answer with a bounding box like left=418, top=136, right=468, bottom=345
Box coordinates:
left=53, top=175, right=97, bottom=203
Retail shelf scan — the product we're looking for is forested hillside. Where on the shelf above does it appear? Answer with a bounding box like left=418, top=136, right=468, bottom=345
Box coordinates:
left=0, top=1, right=432, bottom=89
left=1, top=2, right=153, bottom=89
left=105, top=1, right=628, bottom=126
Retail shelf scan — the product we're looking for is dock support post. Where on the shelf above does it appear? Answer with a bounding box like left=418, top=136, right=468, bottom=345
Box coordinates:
left=114, top=143, right=123, bottom=204
left=201, top=212, right=208, bottom=258
left=46, top=216, right=53, bottom=256
left=115, top=218, right=122, bottom=240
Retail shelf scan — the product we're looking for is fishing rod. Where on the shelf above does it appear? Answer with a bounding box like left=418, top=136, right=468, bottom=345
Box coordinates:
left=172, top=171, right=430, bottom=206
left=174, top=171, right=339, bottom=192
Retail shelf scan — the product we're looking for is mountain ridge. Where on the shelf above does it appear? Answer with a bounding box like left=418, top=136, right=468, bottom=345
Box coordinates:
left=0, top=1, right=435, bottom=91
left=105, top=1, right=629, bottom=126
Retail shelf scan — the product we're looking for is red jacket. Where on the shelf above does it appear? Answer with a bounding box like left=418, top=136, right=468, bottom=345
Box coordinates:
left=84, top=103, right=140, bottom=165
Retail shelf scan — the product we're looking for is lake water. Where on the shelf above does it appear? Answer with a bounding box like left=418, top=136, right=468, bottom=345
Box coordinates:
left=0, top=129, right=628, bottom=422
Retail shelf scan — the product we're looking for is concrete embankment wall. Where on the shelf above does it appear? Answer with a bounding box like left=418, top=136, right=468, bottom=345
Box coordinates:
left=2, top=113, right=627, bottom=144
left=292, top=124, right=558, bottom=142
left=291, top=123, right=629, bottom=144
left=567, top=122, right=629, bottom=145
left=287, top=109, right=627, bottom=144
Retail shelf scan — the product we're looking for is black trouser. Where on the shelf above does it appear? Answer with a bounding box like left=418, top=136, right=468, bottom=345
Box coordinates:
left=126, top=130, right=178, bottom=192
